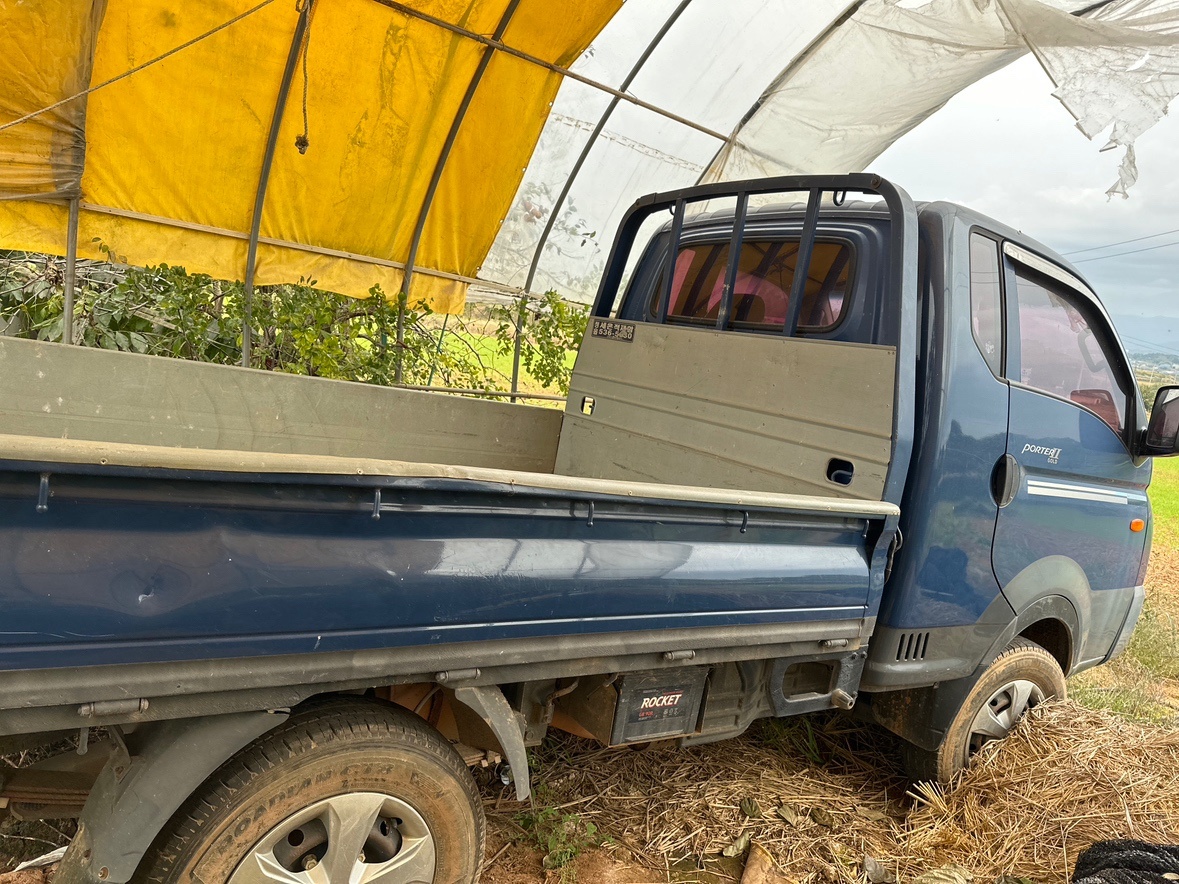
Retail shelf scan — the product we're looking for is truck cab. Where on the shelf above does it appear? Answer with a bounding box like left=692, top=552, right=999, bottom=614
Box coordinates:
left=873, top=205, right=1149, bottom=691
left=575, top=176, right=1154, bottom=775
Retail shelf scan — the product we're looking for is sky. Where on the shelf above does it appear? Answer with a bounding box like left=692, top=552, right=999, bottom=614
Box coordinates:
left=871, top=55, right=1179, bottom=355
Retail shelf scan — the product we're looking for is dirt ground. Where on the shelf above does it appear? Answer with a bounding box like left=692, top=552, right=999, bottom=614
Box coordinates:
left=0, top=873, right=51, bottom=884
left=472, top=700, right=1179, bottom=884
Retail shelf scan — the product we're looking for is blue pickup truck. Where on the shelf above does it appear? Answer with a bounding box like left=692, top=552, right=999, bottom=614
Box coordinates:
left=1, top=174, right=1174, bottom=884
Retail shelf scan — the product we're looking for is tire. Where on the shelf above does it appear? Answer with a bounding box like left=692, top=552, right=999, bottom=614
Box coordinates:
left=133, top=697, right=485, bottom=884
left=904, top=638, right=1066, bottom=785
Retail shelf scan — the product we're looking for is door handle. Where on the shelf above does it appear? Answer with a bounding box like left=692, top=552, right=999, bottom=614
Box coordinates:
left=991, top=454, right=1021, bottom=508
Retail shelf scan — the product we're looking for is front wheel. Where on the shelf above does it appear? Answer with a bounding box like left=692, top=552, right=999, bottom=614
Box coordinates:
left=904, top=637, right=1066, bottom=784
left=133, top=697, right=485, bottom=884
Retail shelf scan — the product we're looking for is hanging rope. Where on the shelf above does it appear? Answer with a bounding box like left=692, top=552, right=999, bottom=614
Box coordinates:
left=0, top=0, right=279, bottom=136
left=294, top=0, right=313, bottom=154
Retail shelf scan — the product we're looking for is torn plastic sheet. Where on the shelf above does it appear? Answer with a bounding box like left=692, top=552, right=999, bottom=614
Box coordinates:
left=1002, top=0, right=1179, bottom=197
left=703, top=0, right=1179, bottom=201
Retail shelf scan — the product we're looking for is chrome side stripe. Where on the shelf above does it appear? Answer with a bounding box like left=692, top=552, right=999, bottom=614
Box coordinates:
left=1026, top=478, right=1144, bottom=506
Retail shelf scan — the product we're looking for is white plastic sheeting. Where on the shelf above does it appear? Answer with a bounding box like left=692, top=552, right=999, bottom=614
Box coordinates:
left=488, top=0, right=1179, bottom=304
left=483, top=0, right=855, bottom=302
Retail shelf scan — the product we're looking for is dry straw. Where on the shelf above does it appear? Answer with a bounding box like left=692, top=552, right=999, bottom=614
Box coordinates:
left=494, top=702, right=1179, bottom=884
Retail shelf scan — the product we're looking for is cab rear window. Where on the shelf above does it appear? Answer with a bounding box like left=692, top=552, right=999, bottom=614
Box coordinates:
left=650, top=238, right=853, bottom=332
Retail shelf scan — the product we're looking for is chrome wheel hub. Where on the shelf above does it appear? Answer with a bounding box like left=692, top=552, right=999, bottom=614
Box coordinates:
left=228, top=792, right=435, bottom=884
left=967, top=678, right=1045, bottom=756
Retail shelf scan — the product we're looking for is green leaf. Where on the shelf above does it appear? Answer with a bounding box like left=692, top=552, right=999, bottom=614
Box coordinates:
left=740, top=797, right=762, bottom=819
left=721, top=833, right=751, bottom=858
left=913, top=865, right=973, bottom=884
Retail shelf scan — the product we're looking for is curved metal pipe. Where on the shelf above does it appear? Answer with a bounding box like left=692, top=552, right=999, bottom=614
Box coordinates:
left=399, top=0, right=524, bottom=301
left=63, top=198, right=79, bottom=345
left=241, top=0, right=314, bottom=367
left=694, top=0, right=866, bottom=186
left=523, top=0, right=694, bottom=295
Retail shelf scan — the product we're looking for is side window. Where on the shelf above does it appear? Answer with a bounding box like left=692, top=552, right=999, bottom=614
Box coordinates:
left=650, top=238, right=853, bottom=332
left=969, top=233, right=1003, bottom=376
left=1012, top=266, right=1129, bottom=437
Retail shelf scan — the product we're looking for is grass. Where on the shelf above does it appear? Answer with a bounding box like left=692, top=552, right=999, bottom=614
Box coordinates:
left=1147, top=454, right=1179, bottom=541
left=1126, top=457, right=1179, bottom=680
left=428, top=322, right=576, bottom=411
left=513, top=797, right=605, bottom=883
left=485, top=705, right=1179, bottom=884
left=440, top=332, right=574, bottom=396
left=757, top=715, right=825, bottom=766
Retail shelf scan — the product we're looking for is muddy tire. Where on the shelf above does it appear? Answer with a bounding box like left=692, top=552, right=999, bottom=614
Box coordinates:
left=133, top=697, right=484, bottom=884
left=904, top=638, right=1066, bottom=784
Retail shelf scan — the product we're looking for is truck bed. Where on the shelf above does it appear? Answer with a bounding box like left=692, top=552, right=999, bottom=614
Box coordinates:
left=0, top=336, right=897, bottom=735
left=0, top=436, right=895, bottom=729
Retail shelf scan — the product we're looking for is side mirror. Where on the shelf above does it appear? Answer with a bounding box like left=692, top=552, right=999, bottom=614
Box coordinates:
left=1144, top=385, right=1179, bottom=456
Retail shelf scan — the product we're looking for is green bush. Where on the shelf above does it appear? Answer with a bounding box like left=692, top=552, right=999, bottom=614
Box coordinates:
left=0, top=250, right=587, bottom=396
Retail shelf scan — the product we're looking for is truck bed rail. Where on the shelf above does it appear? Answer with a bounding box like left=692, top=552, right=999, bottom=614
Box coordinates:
left=0, top=433, right=899, bottom=518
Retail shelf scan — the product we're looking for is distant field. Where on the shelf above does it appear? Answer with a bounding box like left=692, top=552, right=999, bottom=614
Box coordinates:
left=435, top=328, right=575, bottom=407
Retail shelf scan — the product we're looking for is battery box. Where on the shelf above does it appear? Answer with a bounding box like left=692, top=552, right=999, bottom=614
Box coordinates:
left=612, top=668, right=709, bottom=743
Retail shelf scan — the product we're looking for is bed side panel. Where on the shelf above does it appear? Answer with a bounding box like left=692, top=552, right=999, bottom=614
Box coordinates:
left=0, top=337, right=561, bottom=473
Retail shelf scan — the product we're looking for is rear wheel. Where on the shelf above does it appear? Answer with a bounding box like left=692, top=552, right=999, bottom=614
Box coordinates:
left=904, top=638, right=1065, bottom=784
left=134, top=697, right=484, bottom=884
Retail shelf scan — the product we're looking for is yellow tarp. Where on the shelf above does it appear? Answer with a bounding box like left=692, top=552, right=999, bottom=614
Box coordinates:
left=0, top=0, right=619, bottom=311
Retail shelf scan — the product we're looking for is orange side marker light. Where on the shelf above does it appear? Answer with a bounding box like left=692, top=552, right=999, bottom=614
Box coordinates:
left=1130, top=518, right=1146, bottom=533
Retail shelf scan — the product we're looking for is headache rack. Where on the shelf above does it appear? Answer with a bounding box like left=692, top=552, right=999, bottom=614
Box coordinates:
left=590, top=172, right=920, bottom=512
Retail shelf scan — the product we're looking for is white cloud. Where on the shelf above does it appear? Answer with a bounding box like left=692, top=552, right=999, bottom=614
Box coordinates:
left=873, top=55, right=1179, bottom=333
